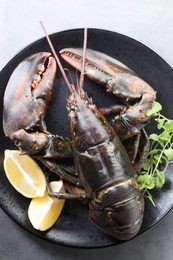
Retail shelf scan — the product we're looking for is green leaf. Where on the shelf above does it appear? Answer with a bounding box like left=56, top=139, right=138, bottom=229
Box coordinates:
left=146, top=109, right=154, bottom=117
left=158, top=140, right=165, bottom=148
left=145, top=175, right=155, bottom=189
left=156, top=118, right=165, bottom=130
left=152, top=101, right=162, bottom=113
left=137, top=174, right=155, bottom=189
left=155, top=170, right=165, bottom=188
left=159, top=131, right=170, bottom=141
left=149, top=133, right=159, bottom=141
left=142, top=159, right=152, bottom=171
left=154, top=154, right=162, bottom=164
left=146, top=101, right=162, bottom=116
left=139, top=104, right=173, bottom=207
left=164, top=148, right=173, bottom=161
left=164, top=120, right=173, bottom=131
left=152, top=158, right=158, bottom=165
left=148, top=149, right=158, bottom=155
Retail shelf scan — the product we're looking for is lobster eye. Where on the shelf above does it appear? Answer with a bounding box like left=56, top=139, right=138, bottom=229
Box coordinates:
left=14, top=139, right=22, bottom=146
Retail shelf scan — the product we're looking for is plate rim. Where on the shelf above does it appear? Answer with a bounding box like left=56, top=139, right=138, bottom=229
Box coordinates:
left=1, top=27, right=173, bottom=248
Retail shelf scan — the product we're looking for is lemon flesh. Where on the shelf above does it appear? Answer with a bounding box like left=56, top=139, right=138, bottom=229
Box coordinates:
left=4, top=150, right=46, bottom=198
left=28, top=181, right=65, bottom=231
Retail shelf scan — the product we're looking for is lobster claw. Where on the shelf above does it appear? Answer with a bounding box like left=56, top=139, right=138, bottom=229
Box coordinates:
left=60, top=48, right=156, bottom=140
left=3, top=52, right=72, bottom=159
left=3, top=52, right=57, bottom=139
left=60, top=48, right=135, bottom=85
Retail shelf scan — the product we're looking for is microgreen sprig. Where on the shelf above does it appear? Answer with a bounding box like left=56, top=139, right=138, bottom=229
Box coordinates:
left=135, top=101, right=173, bottom=206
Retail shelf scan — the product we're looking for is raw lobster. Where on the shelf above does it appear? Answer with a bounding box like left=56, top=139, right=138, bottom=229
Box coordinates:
left=3, top=26, right=157, bottom=240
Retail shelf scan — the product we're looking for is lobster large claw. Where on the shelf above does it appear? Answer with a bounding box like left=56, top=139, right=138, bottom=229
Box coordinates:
left=3, top=52, right=56, bottom=139
left=60, top=48, right=156, bottom=140
left=3, top=52, right=71, bottom=158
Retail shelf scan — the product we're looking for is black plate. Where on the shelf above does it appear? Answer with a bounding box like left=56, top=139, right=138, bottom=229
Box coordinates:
left=1, top=28, right=173, bottom=248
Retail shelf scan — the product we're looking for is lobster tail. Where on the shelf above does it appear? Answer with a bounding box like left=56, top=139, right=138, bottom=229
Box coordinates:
left=89, top=178, right=144, bottom=240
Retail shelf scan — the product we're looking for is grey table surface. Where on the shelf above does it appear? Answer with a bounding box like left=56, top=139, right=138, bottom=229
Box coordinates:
left=1, top=0, right=173, bottom=259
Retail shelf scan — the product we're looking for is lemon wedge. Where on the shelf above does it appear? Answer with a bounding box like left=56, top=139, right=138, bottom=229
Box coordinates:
left=28, top=181, right=65, bottom=231
left=4, top=149, right=46, bottom=198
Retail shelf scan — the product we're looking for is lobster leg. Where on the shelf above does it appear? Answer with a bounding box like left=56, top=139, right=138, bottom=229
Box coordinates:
left=45, top=170, right=89, bottom=200
left=47, top=184, right=89, bottom=200
left=60, top=48, right=156, bottom=140
left=123, top=128, right=150, bottom=172
left=40, top=157, right=88, bottom=199
left=39, top=158, right=82, bottom=186
left=132, top=129, right=150, bottom=173
left=99, top=104, right=125, bottom=117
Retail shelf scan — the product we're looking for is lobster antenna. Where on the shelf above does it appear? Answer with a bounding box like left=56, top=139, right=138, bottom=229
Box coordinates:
left=76, top=70, right=80, bottom=91
left=64, top=68, right=75, bottom=89
left=40, top=21, right=74, bottom=93
left=78, top=28, right=88, bottom=94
